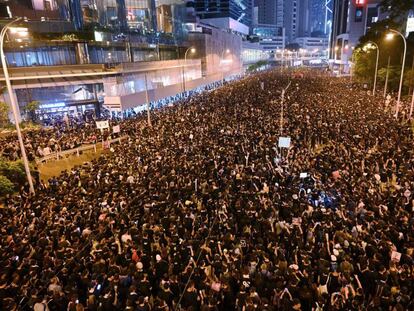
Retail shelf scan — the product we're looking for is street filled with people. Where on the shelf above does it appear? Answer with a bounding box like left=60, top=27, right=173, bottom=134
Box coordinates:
left=0, top=70, right=413, bottom=310
left=0, top=80, right=230, bottom=162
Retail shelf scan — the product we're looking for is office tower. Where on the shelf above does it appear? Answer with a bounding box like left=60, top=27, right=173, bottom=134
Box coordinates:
left=330, top=0, right=384, bottom=72
left=254, top=0, right=276, bottom=25
left=194, top=0, right=253, bottom=35
left=283, top=0, right=311, bottom=42
left=309, top=0, right=326, bottom=35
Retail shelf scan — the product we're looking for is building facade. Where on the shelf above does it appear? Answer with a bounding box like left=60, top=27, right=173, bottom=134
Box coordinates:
left=0, top=0, right=244, bottom=117
left=194, top=0, right=253, bottom=35
left=330, top=0, right=384, bottom=72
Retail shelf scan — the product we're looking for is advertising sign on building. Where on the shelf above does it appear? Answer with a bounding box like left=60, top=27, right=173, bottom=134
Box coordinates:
left=406, top=14, right=414, bottom=37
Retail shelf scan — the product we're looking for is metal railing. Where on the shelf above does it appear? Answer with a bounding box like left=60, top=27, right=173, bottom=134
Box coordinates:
left=36, top=136, right=126, bottom=164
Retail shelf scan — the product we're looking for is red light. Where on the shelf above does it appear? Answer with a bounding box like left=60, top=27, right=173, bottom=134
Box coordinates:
left=356, top=0, right=365, bottom=4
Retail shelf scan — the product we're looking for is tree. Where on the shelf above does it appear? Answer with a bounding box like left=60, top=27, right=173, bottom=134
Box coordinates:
left=353, top=48, right=377, bottom=83
left=0, top=175, right=14, bottom=196
left=403, top=68, right=414, bottom=87
left=25, top=100, right=40, bottom=122
left=0, top=101, right=10, bottom=128
left=247, top=60, right=269, bottom=72
left=1, top=160, right=27, bottom=185
left=377, top=66, right=402, bottom=91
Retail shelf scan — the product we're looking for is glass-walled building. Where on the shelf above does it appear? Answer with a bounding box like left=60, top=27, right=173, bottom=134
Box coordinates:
left=0, top=0, right=188, bottom=38
left=78, top=0, right=186, bottom=35
left=194, top=0, right=253, bottom=34
left=125, top=0, right=157, bottom=32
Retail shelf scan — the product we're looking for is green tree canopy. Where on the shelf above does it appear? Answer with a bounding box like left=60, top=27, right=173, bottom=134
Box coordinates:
left=0, top=175, right=14, bottom=196
left=0, top=101, right=10, bottom=128
left=25, top=100, right=40, bottom=122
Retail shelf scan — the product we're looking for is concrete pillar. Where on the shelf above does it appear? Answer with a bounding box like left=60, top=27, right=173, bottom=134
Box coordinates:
left=126, top=41, right=133, bottom=63
left=75, top=42, right=90, bottom=64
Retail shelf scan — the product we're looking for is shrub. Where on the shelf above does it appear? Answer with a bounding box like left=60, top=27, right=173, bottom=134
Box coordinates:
left=0, top=175, right=14, bottom=196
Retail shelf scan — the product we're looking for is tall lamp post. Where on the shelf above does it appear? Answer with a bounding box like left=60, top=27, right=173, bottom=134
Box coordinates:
left=386, top=29, right=406, bottom=118
left=364, top=41, right=379, bottom=96
left=0, top=18, right=35, bottom=194
left=334, top=46, right=339, bottom=75
left=383, top=55, right=391, bottom=98
left=221, top=49, right=230, bottom=84
left=350, top=46, right=355, bottom=82
left=182, top=47, right=195, bottom=93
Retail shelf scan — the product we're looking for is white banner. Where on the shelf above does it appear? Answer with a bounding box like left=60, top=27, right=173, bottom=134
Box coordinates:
left=96, top=120, right=109, bottom=130
left=278, top=136, right=291, bottom=148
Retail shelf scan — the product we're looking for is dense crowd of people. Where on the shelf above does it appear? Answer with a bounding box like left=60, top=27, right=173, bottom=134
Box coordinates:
left=0, top=119, right=109, bottom=161
left=0, top=70, right=413, bottom=311
left=0, top=79, right=232, bottom=162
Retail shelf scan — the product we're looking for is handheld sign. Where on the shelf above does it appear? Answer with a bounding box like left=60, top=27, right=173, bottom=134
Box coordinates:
left=300, top=173, right=308, bottom=178
left=278, top=137, right=291, bottom=148
left=391, top=251, right=401, bottom=262
left=112, top=125, right=120, bottom=134
left=102, top=141, right=111, bottom=150
left=96, top=120, right=109, bottom=130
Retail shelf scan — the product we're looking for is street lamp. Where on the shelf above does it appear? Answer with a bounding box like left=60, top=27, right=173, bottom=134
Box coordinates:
left=365, top=42, right=379, bottom=96
left=221, top=49, right=231, bottom=83
left=386, top=29, right=406, bottom=118
left=350, top=47, right=355, bottom=82
left=182, top=47, right=196, bottom=93
left=0, top=18, right=35, bottom=194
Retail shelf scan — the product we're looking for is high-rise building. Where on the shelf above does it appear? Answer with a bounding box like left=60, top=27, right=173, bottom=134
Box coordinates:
left=330, top=0, right=384, bottom=72
left=252, top=0, right=284, bottom=51
left=0, top=0, right=188, bottom=35
left=0, top=0, right=245, bottom=117
left=309, top=0, right=326, bottom=35
left=254, top=0, right=276, bottom=25
left=194, top=0, right=253, bottom=35
left=283, top=0, right=312, bottom=42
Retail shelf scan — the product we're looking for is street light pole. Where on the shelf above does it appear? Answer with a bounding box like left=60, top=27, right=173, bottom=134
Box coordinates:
left=386, top=29, right=407, bottom=118
left=366, top=41, right=379, bottom=96
left=410, top=86, right=414, bottom=119
left=350, top=47, right=355, bottom=82
left=0, top=18, right=35, bottom=194
left=144, top=73, right=151, bottom=127
left=183, top=47, right=195, bottom=93
left=384, top=55, right=390, bottom=98
left=280, top=80, right=292, bottom=134
left=221, top=49, right=230, bottom=84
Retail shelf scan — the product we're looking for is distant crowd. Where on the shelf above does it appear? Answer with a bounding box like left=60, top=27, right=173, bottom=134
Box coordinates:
left=0, top=71, right=413, bottom=311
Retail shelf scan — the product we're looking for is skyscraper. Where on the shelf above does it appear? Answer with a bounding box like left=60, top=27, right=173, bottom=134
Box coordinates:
left=194, top=0, right=253, bottom=35
left=309, top=0, right=326, bottom=35
left=330, top=0, right=384, bottom=72
left=283, top=0, right=311, bottom=42
left=254, top=0, right=277, bottom=25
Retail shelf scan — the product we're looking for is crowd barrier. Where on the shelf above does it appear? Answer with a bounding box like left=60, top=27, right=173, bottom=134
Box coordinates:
left=36, top=136, right=127, bottom=164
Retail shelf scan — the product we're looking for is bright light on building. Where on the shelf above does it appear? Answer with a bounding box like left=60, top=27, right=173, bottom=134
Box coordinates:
left=9, top=27, right=28, bottom=35
left=385, top=33, right=394, bottom=41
